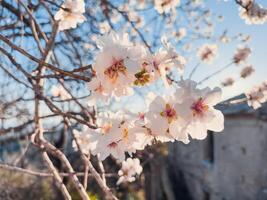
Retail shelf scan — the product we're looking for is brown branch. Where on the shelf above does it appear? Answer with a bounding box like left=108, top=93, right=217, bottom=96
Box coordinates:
left=0, top=34, right=91, bottom=81
left=1, top=0, right=46, bottom=39
left=0, top=163, right=117, bottom=178
left=42, top=152, right=72, bottom=200
left=67, top=119, right=118, bottom=200
left=106, top=1, right=152, bottom=53
left=40, top=139, right=90, bottom=200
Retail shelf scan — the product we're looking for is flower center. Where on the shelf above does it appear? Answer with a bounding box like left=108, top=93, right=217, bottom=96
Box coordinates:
left=94, top=82, right=104, bottom=93
left=101, top=123, right=112, bottom=134
left=160, top=103, right=177, bottom=123
left=191, top=98, right=209, bottom=116
left=202, top=49, right=213, bottom=60
left=107, top=141, right=118, bottom=148
left=152, top=60, right=159, bottom=71
left=161, top=0, right=172, bottom=7
left=122, top=128, right=129, bottom=139
left=104, top=60, right=126, bottom=83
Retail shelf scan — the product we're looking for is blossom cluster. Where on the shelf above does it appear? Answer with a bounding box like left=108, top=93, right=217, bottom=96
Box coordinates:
left=52, top=0, right=225, bottom=164
left=87, top=33, right=186, bottom=101
left=76, top=79, right=224, bottom=165
left=52, top=0, right=230, bottom=186
left=66, top=31, right=225, bottom=167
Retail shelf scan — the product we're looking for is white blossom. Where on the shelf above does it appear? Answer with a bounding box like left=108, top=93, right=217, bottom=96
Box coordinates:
left=142, top=39, right=186, bottom=87
left=72, top=129, right=95, bottom=155
left=145, top=95, right=188, bottom=143
left=239, top=2, right=267, bottom=25
left=54, top=0, right=86, bottom=31
left=246, top=85, right=267, bottom=109
left=117, top=158, right=143, bottom=185
left=51, top=85, right=71, bottom=100
left=88, top=112, right=146, bottom=161
left=175, top=28, right=187, bottom=41
left=154, top=0, right=180, bottom=14
left=88, top=32, right=144, bottom=98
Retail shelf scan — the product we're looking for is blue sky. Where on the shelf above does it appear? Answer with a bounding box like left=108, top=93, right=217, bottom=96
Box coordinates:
left=106, top=0, right=267, bottom=112
left=190, top=0, right=267, bottom=99
left=1, top=0, right=266, bottom=107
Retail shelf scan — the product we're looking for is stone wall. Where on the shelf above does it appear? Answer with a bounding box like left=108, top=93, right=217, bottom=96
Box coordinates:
left=168, top=116, right=267, bottom=200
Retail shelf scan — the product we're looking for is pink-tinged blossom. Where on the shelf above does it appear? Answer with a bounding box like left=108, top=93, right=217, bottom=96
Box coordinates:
left=233, top=46, right=251, bottom=64
left=88, top=112, right=147, bottom=161
left=245, top=85, right=267, bottom=109
left=88, top=32, right=144, bottom=98
left=175, top=28, right=187, bottom=41
left=89, top=119, right=127, bottom=161
left=145, top=95, right=189, bottom=144
left=176, top=80, right=224, bottom=140
left=54, top=0, right=86, bottom=31
left=240, top=65, right=255, bottom=78
left=197, top=44, right=218, bottom=64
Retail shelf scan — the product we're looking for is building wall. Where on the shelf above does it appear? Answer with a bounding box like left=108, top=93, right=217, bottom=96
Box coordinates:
left=168, top=116, right=267, bottom=200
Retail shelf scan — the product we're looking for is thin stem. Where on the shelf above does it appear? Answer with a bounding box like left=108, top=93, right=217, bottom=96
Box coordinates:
left=198, top=62, right=233, bottom=85
left=189, top=62, right=200, bottom=79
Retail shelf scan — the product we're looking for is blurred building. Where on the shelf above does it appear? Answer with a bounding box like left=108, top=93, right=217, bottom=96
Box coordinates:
left=1, top=94, right=267, bottom=200
left=168, top=94, right=267, bottom=200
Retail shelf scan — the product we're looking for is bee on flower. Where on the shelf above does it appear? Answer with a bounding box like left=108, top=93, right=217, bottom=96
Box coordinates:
left=141, top=38, right=186, bottom=87
left=88, top=32, right=145, bottom=98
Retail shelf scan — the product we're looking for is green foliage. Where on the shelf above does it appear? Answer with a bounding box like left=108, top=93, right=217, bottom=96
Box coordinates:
left=39, top=180, right=54, bottom=200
